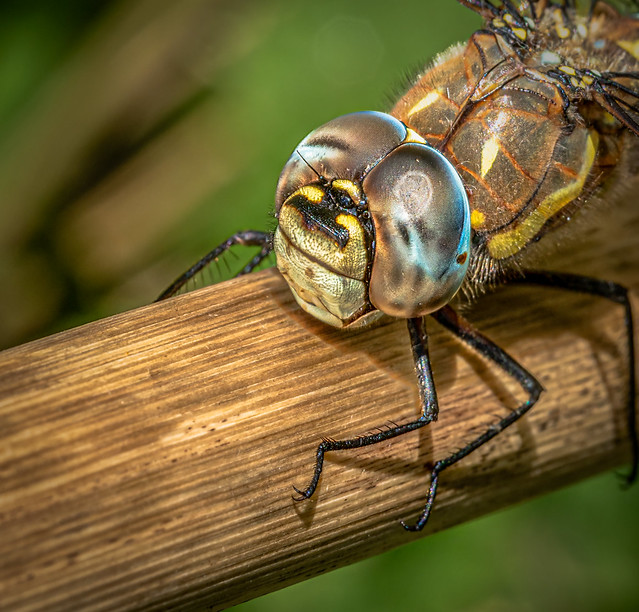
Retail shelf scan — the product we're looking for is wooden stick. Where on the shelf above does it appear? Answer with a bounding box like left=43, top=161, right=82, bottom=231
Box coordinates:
left=0, top=200, right=637, bottom=611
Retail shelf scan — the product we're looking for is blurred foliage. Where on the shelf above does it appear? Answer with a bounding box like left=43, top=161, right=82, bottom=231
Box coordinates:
left=0, top=0, right=637, bottom=610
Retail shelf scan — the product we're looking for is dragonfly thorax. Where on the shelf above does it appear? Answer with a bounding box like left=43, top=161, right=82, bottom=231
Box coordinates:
left=273, top=111, right=471, bottom=327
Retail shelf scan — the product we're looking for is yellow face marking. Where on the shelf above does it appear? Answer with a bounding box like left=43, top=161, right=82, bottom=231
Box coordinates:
left=334, top=214, right=368, bottom=272
left=492, top=18, right=505, bottom=28
left=618, top=39, right=639, bottom=61
left=277, top=205, right=367, bottom=279
left=332, top=179, right=363, bottom=203
left=335, top=213, right=360, bottom=236
left=487, top=131, right=597, bottom=259
left=480, top=136, right=500, bottom=178
left=408, top=90, right=442, bottom=117
left=576, top=23, right=588, bottom=38
left=470, top=209, right=485, bottom=228
left=293, top=184, right=325, bottom=204
left=499, top=13, right=528, bottom=41
left=570, top=76, right=582, bottom=89
left=581, top=74, right=594, bottom=86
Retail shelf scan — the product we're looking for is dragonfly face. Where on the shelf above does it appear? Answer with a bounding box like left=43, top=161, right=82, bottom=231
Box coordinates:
left=273, top=111, right=471, bottom=328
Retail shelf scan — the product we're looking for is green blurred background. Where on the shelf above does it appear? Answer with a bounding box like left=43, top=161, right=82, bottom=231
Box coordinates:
left=0, top=0, right=637, bottom=609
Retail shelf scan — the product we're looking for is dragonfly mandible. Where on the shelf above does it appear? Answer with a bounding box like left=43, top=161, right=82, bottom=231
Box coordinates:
left=158, top=0, right=639, bottom=531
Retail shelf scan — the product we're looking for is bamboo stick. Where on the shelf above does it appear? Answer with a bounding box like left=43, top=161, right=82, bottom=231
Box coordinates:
left=0, top=199, right=637, bottom=610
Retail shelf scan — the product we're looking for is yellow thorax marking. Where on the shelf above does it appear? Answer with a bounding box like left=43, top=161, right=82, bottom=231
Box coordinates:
left=404, top=127, right=427, bottom=144
left=480, top=136, right=500, bottom=178
left=618, top=39, right=639, bottom=61
left=487, top=130, right=597, bottom=259
left=553, top=9, right=570, bottom=39
left=502, top=13, right=527, bottom=40
left=408, top=90, right=442, bottom=117
left=470, top=209, right=485, bottom=229
left=512, top=27, right=527, bottom=41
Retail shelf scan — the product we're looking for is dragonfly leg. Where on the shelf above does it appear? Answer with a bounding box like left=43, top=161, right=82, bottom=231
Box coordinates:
left=293, top=317, right=440, bottom=503
left=401, top=305, right=543, bottom=532
left=455, top=0, right=500, bottom=19
left=511, top=270, right=637, bottom=485
left=156, top=230, right=273, bottom=301
left=239, top=244, right=272, bottom=277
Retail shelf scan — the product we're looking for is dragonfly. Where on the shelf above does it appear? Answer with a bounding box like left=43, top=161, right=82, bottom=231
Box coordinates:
left=158, top=0, right=639, bottom=531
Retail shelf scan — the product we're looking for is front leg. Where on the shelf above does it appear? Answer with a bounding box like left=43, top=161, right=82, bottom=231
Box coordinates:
left=293, top=317, right=439, bottom=502
left=402, top=305, right=544, bottom=531
left=156, top=230, right=273, bottom=301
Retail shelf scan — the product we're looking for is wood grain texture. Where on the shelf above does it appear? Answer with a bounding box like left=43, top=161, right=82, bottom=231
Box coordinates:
left=0, top=199, right=638, bottom=611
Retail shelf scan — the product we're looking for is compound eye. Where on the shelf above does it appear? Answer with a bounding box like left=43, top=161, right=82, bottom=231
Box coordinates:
left=363, top=142, right=470, bottom=318
left=275, top=111, right=407, bottom=212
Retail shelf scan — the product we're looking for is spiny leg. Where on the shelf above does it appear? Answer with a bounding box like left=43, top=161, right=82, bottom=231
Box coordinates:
left=456, top=0, right=500, bottom=19
left=510, top=270, right=637, bottom=485
left=402, top=305, right=543, bottom=532
left=293, top=316, right=439, bottom=502
left=240, top=244, right=273, bottom=276
left=156, top=230, right=273, bottom=301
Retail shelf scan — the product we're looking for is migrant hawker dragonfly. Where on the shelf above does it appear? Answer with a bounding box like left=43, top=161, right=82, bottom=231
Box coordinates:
left=158, top=0, right=639, bottom=531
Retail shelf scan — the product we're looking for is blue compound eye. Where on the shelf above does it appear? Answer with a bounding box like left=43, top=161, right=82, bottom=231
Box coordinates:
left=363, top=141, right=471, bottom=318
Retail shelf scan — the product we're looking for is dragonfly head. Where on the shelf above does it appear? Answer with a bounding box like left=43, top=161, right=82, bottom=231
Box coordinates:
left=273, top=111, right=471, bottom=327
